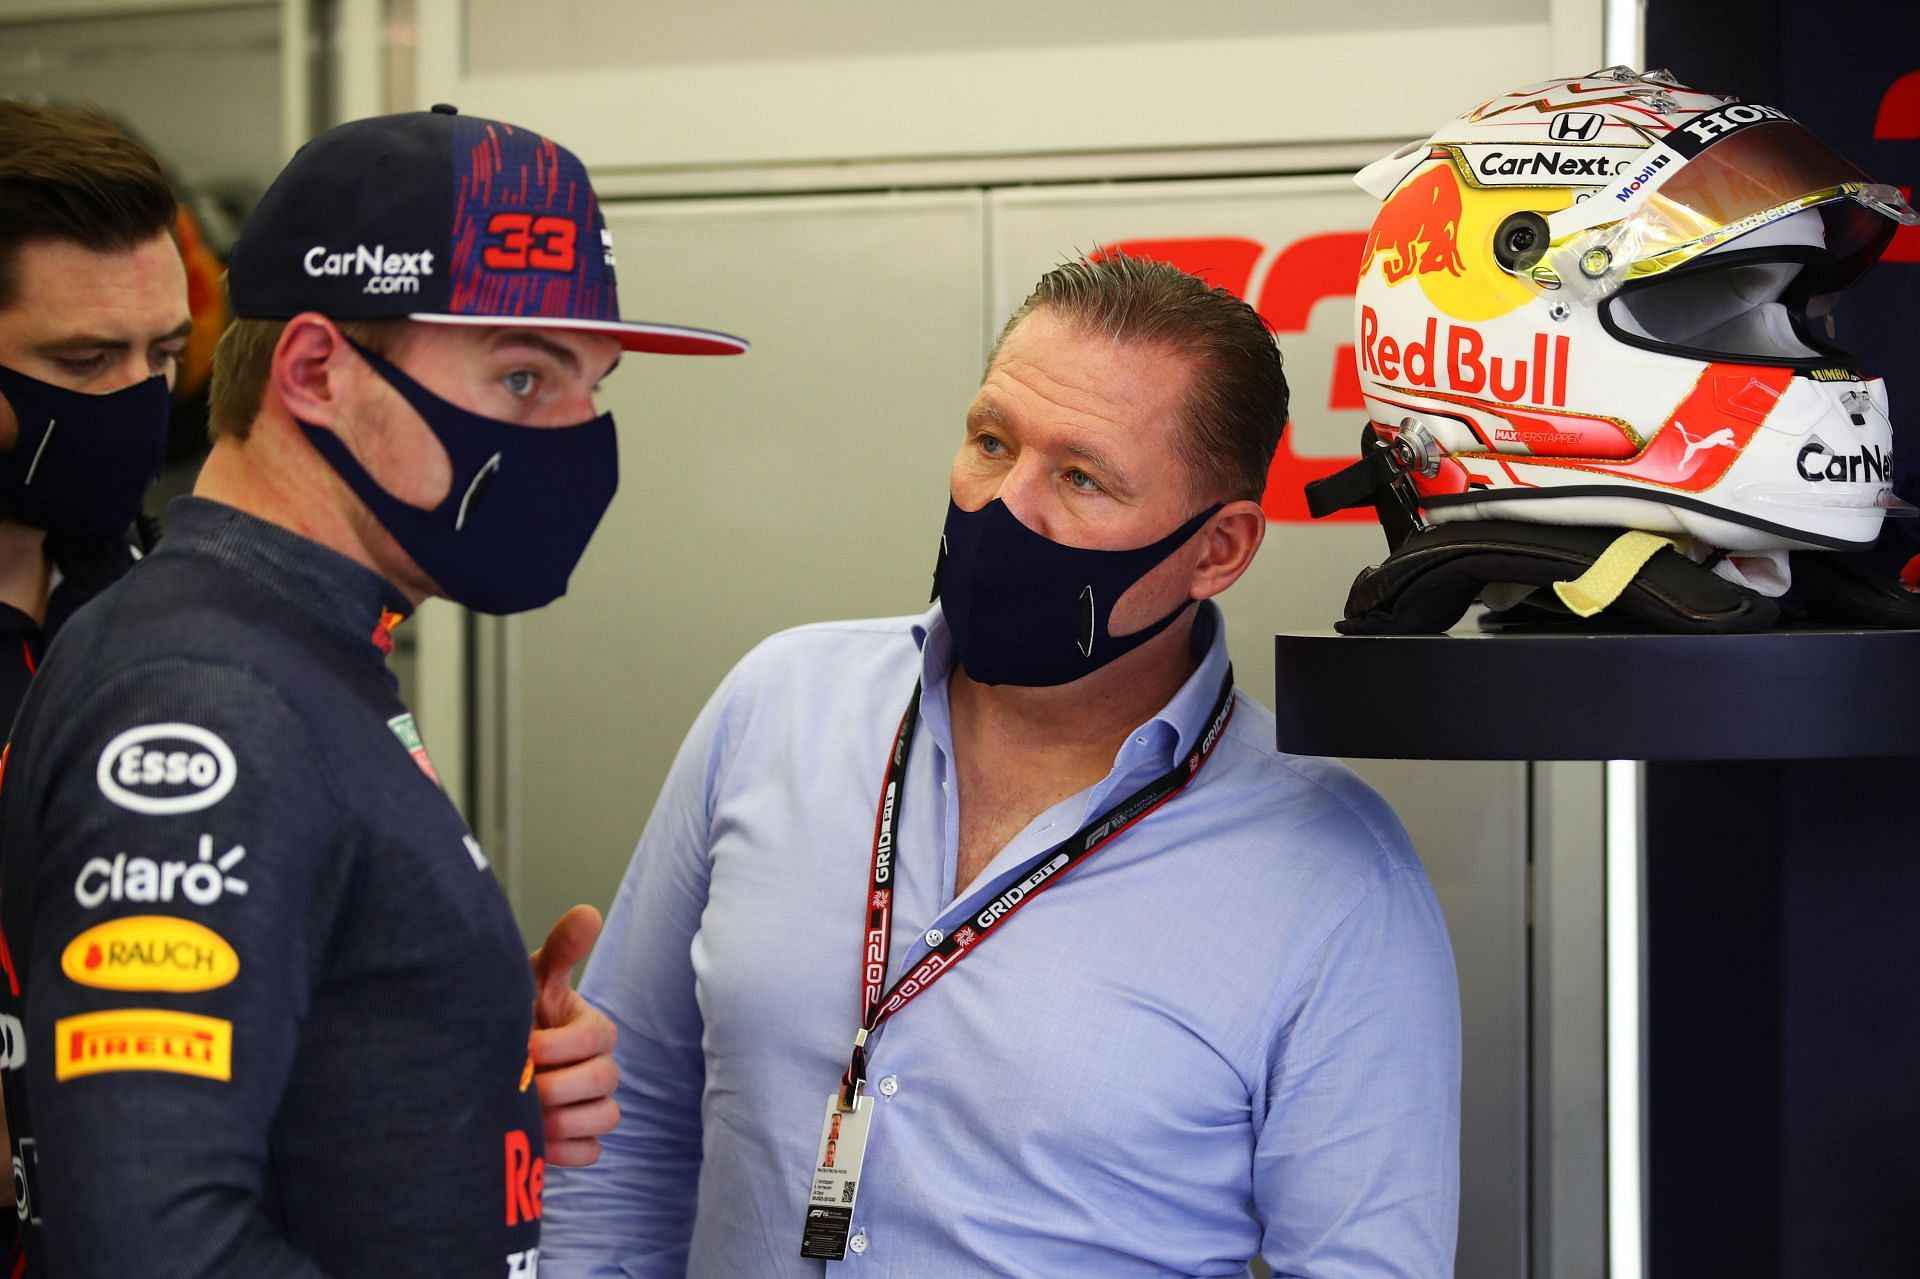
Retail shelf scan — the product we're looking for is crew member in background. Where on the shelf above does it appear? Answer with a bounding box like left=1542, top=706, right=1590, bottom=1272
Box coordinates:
left=0, top=104, right=745, bottom=1276
left=542, top=256, right=1460, bottom=1277
left=0, top=103, right=179, bottom=754
left=0, top=101, right=187, bottom=1263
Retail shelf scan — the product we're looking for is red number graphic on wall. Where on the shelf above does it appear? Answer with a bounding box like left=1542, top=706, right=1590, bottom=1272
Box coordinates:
left=483, top=213, right=579, bottom=272
left=1873, top=70, right=1920, bottom=264
left=1091, top=234, right=1371, bottom=524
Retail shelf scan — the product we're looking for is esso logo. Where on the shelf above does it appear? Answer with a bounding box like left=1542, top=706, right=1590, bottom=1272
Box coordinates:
left=96, top=724, right=237, bottom=816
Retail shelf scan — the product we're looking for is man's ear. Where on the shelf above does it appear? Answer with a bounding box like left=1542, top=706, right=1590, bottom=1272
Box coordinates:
left=1189, top=499, right=1266, bottom=602
left=268, top=312, right=355, bottom=431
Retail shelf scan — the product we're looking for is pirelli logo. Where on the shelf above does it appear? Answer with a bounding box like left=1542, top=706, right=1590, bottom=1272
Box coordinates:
left=54, top=1008, right=232, bottom=1083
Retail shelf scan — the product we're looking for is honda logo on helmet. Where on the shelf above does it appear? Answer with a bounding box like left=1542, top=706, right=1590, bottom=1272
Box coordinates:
left=1549, top=112, right=1605, bottom=142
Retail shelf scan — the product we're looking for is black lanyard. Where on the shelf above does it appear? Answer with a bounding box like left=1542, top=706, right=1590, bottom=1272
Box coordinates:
left=842, top=666, right=1236, bottom=1106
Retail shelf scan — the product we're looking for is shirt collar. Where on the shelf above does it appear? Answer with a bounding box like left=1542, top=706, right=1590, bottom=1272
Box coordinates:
left=911, top=598, right=1232, bottom=770
left=154, top=497, right=415, bottom=659
left=912, top=603, right=961, bottom=761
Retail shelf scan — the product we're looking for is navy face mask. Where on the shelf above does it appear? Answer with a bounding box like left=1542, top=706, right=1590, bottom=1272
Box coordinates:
left=297, top=337, right=618, bottom=615
left=934, top=496, right=1222, bottom=687
left=0, top=363, right=169, bottom=544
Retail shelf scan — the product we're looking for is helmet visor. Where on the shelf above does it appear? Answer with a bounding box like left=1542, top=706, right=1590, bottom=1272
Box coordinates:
left=1537, top=115, right=1918, bottom=303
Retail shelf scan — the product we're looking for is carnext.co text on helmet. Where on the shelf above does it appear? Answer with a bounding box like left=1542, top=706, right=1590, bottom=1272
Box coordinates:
left=1360, top=306, right=1572, bottom=406
left=1476, top=150, right=1629, bottom=181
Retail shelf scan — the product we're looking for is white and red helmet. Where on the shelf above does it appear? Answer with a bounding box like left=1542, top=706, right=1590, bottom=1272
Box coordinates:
left=1349, top=66, right=1919, bottom=553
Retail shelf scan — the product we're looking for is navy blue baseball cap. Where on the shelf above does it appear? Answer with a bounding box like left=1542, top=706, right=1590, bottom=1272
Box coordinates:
left=230, top=104, right=748, bottom=356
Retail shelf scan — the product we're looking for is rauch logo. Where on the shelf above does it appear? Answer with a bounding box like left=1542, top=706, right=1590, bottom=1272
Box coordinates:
left=60, top=916, right=240, bottom=994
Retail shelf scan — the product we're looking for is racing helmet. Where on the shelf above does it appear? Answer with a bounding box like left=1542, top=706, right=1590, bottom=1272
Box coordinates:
left=1343, top=66, right=1919, bottom=553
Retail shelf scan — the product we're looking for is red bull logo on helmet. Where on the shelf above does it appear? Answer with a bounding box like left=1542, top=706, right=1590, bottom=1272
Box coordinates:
left=1360, top=306, right=1571, bottom=407
left=1361, top=164, right=1466, bottom=285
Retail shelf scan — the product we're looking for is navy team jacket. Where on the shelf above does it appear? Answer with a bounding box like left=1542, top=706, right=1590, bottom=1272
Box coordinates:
left=0, top=498, right=545, bottom=1278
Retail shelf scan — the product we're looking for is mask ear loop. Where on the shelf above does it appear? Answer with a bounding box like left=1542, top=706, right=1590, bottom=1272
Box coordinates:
left=341, top=334, right=436, bottom=418
left=1087, top=501, right=1226, bottom=653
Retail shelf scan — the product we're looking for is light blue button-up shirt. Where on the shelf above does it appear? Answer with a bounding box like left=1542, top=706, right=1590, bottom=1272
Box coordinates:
left=542, top=603, right=1460, bottom=1278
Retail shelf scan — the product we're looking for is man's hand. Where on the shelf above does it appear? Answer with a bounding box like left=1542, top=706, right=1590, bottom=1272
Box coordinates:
left=530, top=904, right=620, bottom=1167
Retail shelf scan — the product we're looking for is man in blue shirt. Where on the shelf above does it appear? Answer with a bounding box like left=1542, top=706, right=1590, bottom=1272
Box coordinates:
left=543, top=256, right=1461, bottom=1277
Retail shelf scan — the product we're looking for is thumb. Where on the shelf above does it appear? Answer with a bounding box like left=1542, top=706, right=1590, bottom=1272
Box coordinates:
left=531, top=903, right=603, bottom=1030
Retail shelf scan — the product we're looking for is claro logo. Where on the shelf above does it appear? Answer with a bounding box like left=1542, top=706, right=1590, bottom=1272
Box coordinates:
left=96, top=724, right=237, bottom=815
left=73, top=836, right=249, bottom=910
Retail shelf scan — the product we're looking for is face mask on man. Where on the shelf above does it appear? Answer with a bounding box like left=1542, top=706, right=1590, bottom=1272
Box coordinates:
left=0, top=364, right=170, bottom=544
left=934, top=496, right=1220, bottom=687
left=297, top=337, right=618, bottom=616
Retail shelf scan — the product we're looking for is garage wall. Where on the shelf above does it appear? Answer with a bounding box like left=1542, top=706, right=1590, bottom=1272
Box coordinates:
left=417, top=0, right=1580, bottom=177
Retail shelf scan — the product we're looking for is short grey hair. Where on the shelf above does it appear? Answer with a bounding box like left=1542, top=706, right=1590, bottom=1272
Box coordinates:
left=989, top=254, right=1288, bottom=504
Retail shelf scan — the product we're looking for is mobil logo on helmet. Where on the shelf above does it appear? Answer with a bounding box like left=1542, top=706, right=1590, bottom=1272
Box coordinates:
left=1361, top=163, right=1464, bottom=285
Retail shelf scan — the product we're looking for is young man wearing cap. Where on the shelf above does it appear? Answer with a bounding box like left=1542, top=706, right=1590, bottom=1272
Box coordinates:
left=0, top=106, right=746, bottom=1278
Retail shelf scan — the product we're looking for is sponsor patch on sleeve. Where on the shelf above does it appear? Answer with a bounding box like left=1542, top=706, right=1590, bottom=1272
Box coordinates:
left=96, top=724, right=238, bottom=815
left=60, top=916, right=240, bottom=993
left=386, top=713, right=444, bottom=787
left=54, top=1008, right=233, bottom=1082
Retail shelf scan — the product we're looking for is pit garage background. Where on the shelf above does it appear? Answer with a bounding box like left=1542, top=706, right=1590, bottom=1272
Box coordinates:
left=4, top=1, right=1915, bottom=1274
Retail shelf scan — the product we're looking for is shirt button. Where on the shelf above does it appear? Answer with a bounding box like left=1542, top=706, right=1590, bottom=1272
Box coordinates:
left=849, top=1231, right=869, bottom=1254
left=924, top=928, right=943, bottom=946
left=878, top=1075, right=899, bottom=1097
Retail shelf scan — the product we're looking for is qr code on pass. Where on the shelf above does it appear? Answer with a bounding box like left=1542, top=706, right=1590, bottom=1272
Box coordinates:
left=841, top=1180, right=857, bottom=1204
